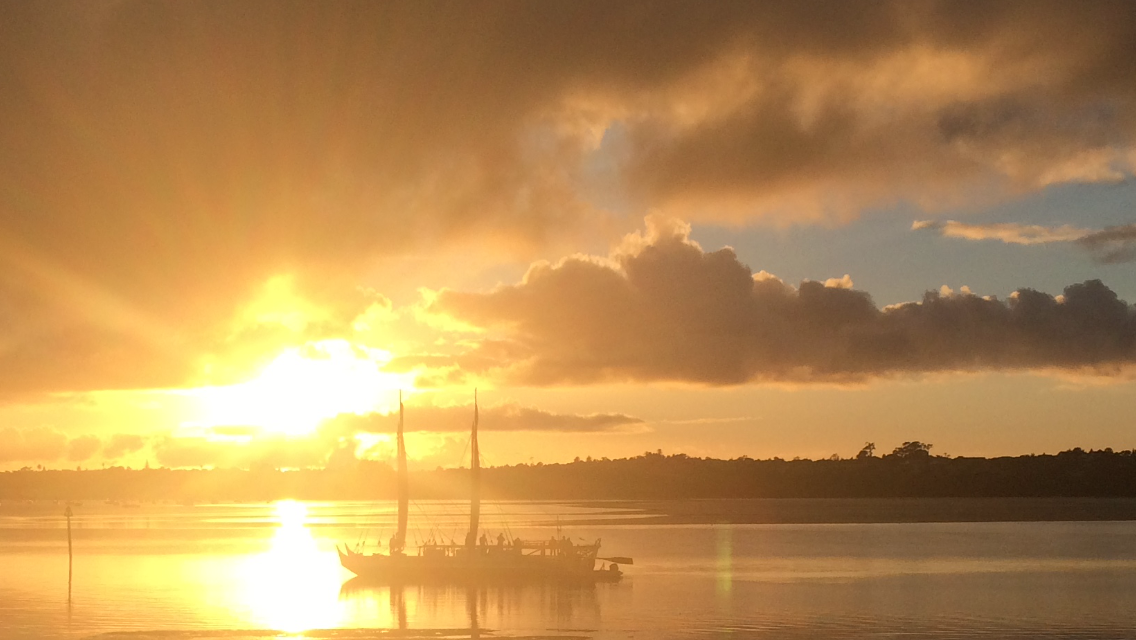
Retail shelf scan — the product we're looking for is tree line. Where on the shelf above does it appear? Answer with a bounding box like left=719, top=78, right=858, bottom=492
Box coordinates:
left=3, top=446, right=1136, bottom=501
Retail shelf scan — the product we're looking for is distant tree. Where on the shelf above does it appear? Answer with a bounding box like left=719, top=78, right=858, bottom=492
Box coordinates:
left=889, top=441, right=933, bottom=460
left=856, top=442, right=876, bottom=459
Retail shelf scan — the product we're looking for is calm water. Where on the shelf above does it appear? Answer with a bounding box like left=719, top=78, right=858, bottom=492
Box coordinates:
left=3, top=499, right=1136, bottom=639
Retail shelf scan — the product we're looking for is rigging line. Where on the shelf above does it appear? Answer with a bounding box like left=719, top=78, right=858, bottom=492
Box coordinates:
left=485, top=491, right=514, bottom=539
left=353, top=507, right=366, bottom=546
left=457, top=432, right=473, bottom=471
left=411, top=498, right=441, bottom=535
left=483, top=447, right=554, bottom=526
left=430, top=498, right=455, bottom=536
left=353, top=500, right=386, bottom=549
left=354, top=522, right=368, bottom=549
left=358, top=505, right=382, bottom=548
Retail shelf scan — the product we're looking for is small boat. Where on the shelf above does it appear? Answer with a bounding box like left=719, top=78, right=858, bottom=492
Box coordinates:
left=338, top=392, right=632, bottom=584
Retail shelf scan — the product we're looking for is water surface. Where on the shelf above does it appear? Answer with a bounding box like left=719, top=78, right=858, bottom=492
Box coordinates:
left=3, top=499, right=1136, bottom=639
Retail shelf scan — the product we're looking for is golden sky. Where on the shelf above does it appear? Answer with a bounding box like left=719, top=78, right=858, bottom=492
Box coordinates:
left=2, top=1, right=1136, bottom=470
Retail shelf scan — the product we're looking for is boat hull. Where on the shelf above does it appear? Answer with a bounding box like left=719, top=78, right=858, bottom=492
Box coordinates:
left=338, top=547, right=623, bottom=584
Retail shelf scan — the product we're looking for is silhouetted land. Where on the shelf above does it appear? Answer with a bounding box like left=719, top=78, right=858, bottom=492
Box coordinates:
left=4, top=448, right=1136, bottom=503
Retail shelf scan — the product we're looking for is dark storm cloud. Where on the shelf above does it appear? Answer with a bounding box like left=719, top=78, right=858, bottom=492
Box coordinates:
left=3, top=1, right=1136, bottom=396
left=432, top=218, right=1136, bottom=385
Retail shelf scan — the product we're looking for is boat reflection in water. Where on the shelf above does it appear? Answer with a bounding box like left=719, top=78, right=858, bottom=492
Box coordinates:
left=339, top=576, right=604, bottom=638
left=339, top=392, right=632, bottom=584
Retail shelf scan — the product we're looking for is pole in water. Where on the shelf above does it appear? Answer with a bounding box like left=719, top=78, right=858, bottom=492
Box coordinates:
left=64, top=505, right=73, bottom=604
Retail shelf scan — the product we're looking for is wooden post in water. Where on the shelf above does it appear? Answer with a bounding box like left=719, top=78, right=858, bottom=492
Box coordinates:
left=467, top=389, right=480, bottom=550
left=64, top=505, right=73, bottom=604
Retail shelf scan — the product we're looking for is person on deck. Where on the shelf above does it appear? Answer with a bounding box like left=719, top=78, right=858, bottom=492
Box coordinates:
left=497, top=532, right=506, bottom=546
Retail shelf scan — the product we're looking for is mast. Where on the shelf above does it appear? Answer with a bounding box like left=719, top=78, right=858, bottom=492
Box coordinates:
left=392, top=391, right=407, bottom=554
left=468, top=389, right=480, bottom=548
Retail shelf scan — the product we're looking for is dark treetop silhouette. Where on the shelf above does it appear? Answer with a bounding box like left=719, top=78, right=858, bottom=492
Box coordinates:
left=5, top=446, right=1136, bottom=502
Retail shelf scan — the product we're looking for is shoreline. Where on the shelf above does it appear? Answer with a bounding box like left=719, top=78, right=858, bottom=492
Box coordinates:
left=567, top=496, right=1136, bottom=525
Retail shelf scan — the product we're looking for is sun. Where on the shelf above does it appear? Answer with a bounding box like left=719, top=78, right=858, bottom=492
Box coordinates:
left=191, top=339, right=413, bottom=436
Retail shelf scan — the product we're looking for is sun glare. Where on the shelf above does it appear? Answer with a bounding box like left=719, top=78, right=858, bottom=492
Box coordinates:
left=191, top=339, right=413, bottom=436
left=235, top=500, right=347, bottom=632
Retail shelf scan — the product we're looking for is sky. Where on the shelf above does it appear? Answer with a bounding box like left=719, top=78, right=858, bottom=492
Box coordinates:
left=2, top=1, right=1136, bottom=471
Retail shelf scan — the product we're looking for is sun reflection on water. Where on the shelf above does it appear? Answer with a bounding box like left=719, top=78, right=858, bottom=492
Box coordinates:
left=235, top=500, right=347, bottom=633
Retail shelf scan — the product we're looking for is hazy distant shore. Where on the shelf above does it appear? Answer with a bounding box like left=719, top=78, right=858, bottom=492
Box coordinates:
left=589, top=497, right=1136, bottom=525
left=3, top=448, right=1136, bottom=503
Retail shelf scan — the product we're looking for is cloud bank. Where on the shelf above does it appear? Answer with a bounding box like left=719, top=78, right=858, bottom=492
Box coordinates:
left=324, top=403, right=643, bottom=435
left=4, top=2, right=1136, bottom=396
left=0, top=427, right=103, bottom=464
left=914, top=220, right=1136, bottom=263
left=432, top=217, right=1136, bottom=385
left=1077, top=225, right=1136, bottom=264
left=0, top=401, right=644, bottom=468
left=129, top=401, right=644, bottom=470
left=911, top=220, right=1092, bottom=245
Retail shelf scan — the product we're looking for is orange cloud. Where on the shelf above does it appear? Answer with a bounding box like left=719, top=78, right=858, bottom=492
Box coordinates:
left=103, top=433, right=146, bottom=459
left=323, top=402, right=643, bottom=435
left=912, top=220, right=1091, bottom=245
left=65, top=435, right=102, bottom=462
left=915, top=220, right=1136, bottom=263
left=0, top=427, right=68, bottom=464
left=151, top=432, right=346, bottom=470
left=0, top=427, right=106, bottom=464
left=3, top=2, right=1136, bottom=398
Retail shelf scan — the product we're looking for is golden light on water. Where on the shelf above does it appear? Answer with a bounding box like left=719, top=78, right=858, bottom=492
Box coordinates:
left=235, top=500, right=348, bottom=633
left=274, top=500, right=309, bottom=529
left=716, top=526, right=732, bottom=600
